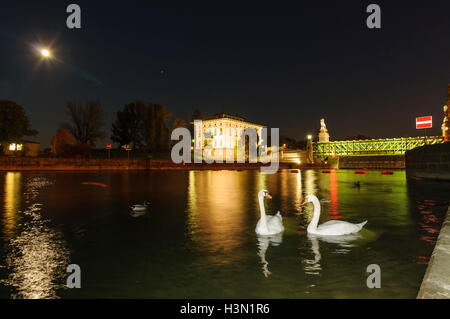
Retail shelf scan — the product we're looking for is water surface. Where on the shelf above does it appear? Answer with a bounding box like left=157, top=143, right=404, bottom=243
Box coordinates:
left=0, top=169, right=448, bottom=298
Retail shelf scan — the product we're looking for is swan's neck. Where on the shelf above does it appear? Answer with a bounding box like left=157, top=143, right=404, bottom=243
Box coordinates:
left=307, top=198, right=321, bottom=233
left=258, top=195, right=267, bottom=226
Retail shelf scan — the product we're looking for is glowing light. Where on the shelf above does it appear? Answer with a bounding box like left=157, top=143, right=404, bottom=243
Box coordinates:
left=294, top=158, right=301, bottom=164
left=40, top=49, right=50, bottom=58
left=307, top=135, right=312, bottom=140
left=9, top=143, right=16, bottom=151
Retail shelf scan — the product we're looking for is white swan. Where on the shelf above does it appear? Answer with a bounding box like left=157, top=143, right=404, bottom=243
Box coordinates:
left=302, top=195, right=367, bottom=236
left=255, top=190, right=284, bottom=235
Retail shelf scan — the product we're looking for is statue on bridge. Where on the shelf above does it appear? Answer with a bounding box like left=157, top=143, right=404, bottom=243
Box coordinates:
left=318, top=118, right=330, bottom=143
left=320, top=118, right=327, bottom=130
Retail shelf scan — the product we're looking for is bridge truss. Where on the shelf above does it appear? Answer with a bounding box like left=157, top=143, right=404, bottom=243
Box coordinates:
left=313, top=136, right=444, bottom=157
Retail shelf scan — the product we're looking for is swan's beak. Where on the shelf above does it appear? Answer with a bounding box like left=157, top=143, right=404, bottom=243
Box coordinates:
left=301, top=199, right=307, bottom=206
left=266, top=193, right=272, bottom=199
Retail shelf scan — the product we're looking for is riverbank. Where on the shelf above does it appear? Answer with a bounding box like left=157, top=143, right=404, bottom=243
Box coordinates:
left=417, top=204, right=450, bottom=298
left=0, top=157, right=331, bottom=171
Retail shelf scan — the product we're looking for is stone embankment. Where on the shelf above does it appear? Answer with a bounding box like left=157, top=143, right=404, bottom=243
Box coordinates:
left=0, top=157, right=330, bottom=171
left=418, top=205, right=450, bottom=299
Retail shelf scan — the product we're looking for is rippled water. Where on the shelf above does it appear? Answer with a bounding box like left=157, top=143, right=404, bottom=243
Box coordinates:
left=0, top=169, right=448, bottom=298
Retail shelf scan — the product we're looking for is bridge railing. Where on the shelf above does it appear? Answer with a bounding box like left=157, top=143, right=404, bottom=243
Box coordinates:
left=313, top=136, right=444, bottom=157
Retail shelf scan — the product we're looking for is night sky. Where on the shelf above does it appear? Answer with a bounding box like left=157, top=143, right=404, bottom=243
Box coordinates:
left=1, top=0, right=449, bottom=148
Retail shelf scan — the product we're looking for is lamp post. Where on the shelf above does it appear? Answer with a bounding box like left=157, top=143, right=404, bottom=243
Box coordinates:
left=306, top=134, right=314, bottom=164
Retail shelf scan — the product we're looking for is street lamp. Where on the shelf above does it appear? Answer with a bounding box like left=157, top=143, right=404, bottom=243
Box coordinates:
left=307, top=135, right=312, bottom=140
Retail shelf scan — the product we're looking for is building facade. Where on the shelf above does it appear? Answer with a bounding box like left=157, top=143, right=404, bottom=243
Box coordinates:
left=2, top=141, right=40, bottom=157
left=193, top=113, right=265, bottom=161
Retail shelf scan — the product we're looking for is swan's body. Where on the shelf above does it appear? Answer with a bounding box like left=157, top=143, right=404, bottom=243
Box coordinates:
left=130, top=201, right=150, bottom=212
left=303, top=195, right=366, bottom=236
left=255, top=190, right=284, bottom=236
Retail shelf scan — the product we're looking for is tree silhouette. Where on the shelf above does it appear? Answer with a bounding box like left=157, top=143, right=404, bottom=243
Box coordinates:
left=110, top=102, right=173, bottom=152
left=0, top=100, right=37, bottom=153
left=50, top=128, right=75, bottom=156
left=172, top=117, right=186, bottom=129
left=64, top=101, right=105, bottom=147
left=189, top=109, right=206, bottom=136
left=111, top=101, right=146, bottom=148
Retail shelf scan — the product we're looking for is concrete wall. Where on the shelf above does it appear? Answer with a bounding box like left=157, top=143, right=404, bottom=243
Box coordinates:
left=338, top=155, right=405, bottom=169
left=418, top=205, right=450, bottom=299
left=406, top=143, right=450, bottom=181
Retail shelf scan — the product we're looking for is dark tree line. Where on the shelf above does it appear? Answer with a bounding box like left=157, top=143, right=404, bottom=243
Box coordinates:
left=0, top=100, right=37, bottom=143
left=0, top=100, right=38, bottom=154
left=110, top=104, right=206, bottom=152
left=1, top=98, right=205, bottom=157
left=280, top=136, right=307, bottom=149
left=110, top=102, right=174, bottom=152
left=63, top=100, right=105, bottom=146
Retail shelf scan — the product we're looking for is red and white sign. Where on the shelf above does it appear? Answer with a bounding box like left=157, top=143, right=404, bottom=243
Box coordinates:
left=106, top=143, right=112, bottom=149
left=416, top=116, right=432, bottom=129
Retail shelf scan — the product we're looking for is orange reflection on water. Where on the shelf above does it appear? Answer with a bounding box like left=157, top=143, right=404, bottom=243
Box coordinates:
left=418, top=208, right=440, bottom=245
left=278, top=170, right=303, bottom=213
left=2, top=172, right=22, bottom=238
left=329, top=170, right=340, bottom=220
left=187, top=171, right=253, bottom=264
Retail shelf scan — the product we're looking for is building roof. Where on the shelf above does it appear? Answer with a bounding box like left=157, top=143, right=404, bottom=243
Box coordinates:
left=213, top=113, right=246, bottom=121
left=200, top=113, right=265, bottom=128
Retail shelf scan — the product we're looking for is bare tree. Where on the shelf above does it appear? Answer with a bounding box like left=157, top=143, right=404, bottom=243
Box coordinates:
left=64, top=101, right=105, bottom=146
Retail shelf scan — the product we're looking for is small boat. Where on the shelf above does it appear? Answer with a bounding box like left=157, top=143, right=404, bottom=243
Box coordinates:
left=130, top=201, right=150, bottom=211
left=355, top=171, right=366, bottom=174
left=322, top=170, right=331, bottom=173
left=381, top=171, right=394, bottom=175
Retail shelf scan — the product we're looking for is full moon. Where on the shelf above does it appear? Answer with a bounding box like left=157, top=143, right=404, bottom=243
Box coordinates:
left=41, top=49, right=50, bottom=57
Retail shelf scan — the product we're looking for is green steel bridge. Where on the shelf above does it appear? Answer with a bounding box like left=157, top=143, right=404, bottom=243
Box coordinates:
left=313, top=136, right=445, bottom=157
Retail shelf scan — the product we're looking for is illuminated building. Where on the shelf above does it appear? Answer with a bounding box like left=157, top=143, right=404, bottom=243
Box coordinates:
left=193, top=113, right=265, bottom=160
left=2, top=141, right=40, bottom=156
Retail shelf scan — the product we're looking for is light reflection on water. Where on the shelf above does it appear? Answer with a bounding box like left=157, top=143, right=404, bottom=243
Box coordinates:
left=186, top=171, right=258, bottom=264
left=0, top=169, right=448, bottom=298
left=256, top=233, right=283, bottom=278
left=0, top=174, right=69, bottom=299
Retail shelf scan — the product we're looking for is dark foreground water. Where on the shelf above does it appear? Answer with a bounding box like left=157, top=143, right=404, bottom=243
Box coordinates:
left=0, top=169, right=448, bottom=299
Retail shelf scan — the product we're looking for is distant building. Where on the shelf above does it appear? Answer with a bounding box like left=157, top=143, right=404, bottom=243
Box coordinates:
left=2, top=141, right=40, bottom=157
left=193, top=113, right=265, bottom=160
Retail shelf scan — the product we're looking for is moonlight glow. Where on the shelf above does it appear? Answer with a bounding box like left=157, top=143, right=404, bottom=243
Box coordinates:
left=40, top=49, right=50, bottom=57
